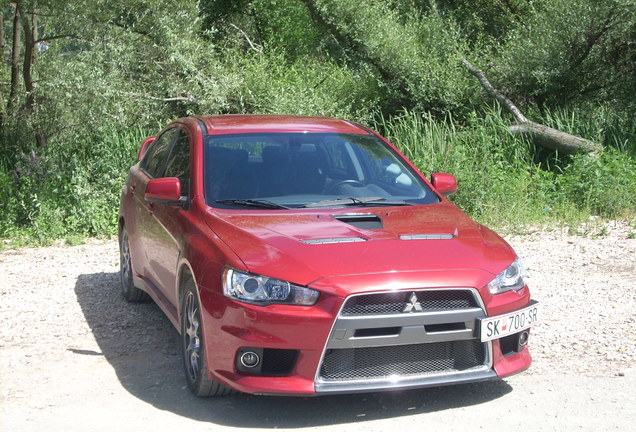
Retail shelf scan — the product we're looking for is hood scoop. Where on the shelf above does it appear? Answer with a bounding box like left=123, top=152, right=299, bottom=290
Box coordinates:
left=400, top=228, right=458, bottom=240
left=333, top=213, right=383, bottom=230
left=302, top=237, right=367, bottom=245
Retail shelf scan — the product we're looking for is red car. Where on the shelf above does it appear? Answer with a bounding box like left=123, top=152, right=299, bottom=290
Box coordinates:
left=118, top=115, right=539, bottom=396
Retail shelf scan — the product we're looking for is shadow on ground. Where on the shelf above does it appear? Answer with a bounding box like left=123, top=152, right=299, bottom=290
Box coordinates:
left=75, top=272, right=512, bottom=428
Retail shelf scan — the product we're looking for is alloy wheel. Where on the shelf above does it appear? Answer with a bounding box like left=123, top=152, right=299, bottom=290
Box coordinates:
left=183, top=291, right=201, bottom=382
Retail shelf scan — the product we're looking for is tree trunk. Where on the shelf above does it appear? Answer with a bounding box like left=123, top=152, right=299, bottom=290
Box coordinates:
left=463, top=60, right=602, bottom=155
left=15, top=3, right=47, bottom=147
left=0, top=10, right=5, bottom=61
left=509, top=122, right=600, bottom=154
left=299, top=0, right=402, bottom=85
left=19, top=3, right=35, bottom=112
left=8, top=4, right=21, bottom=114
left=0, top=10, right=4, bottom=127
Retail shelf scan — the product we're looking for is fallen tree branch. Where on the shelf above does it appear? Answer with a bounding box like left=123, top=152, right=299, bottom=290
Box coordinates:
left=229, top=23, right=262, bottom=52
left=426, top=0, right=602, bottom=155
left=119, top=91, right=199, bottom=104
left=509, top=122, right=601, bottom=154
left=463, top=60, right=527, bottom=123
left=462, top=59, right=601, bottom=154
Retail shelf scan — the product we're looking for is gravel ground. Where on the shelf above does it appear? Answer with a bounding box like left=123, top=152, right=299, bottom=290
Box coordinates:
left=1, top=221, right=635, bottom=431
left=504, top=221, right=636, bottom=378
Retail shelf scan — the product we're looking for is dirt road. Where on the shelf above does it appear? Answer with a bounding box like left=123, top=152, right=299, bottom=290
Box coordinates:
left=1, top=222, right=635, bottom=431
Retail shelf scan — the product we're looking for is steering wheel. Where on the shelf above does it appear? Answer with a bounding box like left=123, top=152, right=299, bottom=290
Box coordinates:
left=326, top=179, right=365, bottom=194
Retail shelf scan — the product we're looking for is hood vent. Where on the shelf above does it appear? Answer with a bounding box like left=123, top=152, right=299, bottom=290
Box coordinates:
left=302, top=237, right=367, bottom=245
left=400, top=233, right=455, bottom=240
left=333, top=214, right=383, bottom=230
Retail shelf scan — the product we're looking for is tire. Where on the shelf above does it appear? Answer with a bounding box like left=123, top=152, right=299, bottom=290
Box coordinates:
left=119, top=226, right=150, bottom=302
left=181, top=278, right=233, bottom=397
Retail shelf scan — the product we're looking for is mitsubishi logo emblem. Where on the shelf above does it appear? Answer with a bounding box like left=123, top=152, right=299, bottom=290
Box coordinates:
left=403, top=292, right=423, bottom=313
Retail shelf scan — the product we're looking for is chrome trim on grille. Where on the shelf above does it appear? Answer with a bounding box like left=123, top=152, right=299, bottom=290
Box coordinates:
left=314, top=288, right=494, bottom=393
left=326, top=308, right=484, bottom=348
left=315, top=364, right=496, bottom=394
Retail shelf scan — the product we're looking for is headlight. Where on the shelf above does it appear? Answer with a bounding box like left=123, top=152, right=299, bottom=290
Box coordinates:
left=487, top=258, right=525, bottom=295
left=223, top=268, right=319, bottom=305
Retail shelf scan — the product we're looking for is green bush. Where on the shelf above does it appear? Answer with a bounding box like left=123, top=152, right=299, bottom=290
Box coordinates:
left=0, top=124, right=148, bottom=244
left=559, top=149, right=636, bottom=218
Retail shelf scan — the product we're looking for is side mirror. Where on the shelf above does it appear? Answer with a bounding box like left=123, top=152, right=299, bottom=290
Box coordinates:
left=138, top=136, right=156, bottom=161
left=145, top=177, right=184, bottom=206
left=431, top=172, right=458, bottom=196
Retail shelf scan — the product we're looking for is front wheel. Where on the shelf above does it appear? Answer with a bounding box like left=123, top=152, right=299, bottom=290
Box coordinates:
left=181, top=279, right=232, bottom=397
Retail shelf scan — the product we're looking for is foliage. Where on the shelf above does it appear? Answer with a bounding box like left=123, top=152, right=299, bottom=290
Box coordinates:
left=1, top=0, right=635, bottom=244
left=227, top=50, right=382, bottom=122
left=381, top=109, right=636, bottom=226
left=380, top=109, right=555, bottom=225
left=296, top=0, right=479, bottom=116
left=558, top=149, right=636, bottom=219
left=0, top=126, right=147, bottom=243
left=489, top=0, right=636, bottom=112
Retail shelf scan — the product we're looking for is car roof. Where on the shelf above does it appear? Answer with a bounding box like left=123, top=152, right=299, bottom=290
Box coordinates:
left=194, top=115, right=372, bottom=135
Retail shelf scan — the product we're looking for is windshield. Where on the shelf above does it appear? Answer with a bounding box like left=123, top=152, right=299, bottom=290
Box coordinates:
left=204, top=133, right=438, bottom=209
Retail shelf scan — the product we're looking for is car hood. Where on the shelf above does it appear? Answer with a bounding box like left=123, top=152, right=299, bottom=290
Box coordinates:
left=205, top=203, right=516, bottom=291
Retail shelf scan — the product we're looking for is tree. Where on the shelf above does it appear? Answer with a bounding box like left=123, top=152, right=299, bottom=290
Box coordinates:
left=0, top=0, right=239, bottom=150
left=491, top=0, right=636, bottom=113
left=294, top=0, right=633, bottom=153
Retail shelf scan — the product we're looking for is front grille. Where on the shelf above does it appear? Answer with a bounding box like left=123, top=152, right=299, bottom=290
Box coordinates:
left=320, top=340, right=485, bottom=381
left=316, top=288, right=494, bottom=392
left=342, top=290, right=478, bottom=316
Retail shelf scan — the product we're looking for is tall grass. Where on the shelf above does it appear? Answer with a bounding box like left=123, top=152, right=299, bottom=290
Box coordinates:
left=1, top=109, right=634, bottom=245
left=378, top=108, right=636, bottom=228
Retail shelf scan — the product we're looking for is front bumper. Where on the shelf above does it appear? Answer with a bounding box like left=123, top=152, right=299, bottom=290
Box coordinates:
left=201, top=285, right=535, bottom=395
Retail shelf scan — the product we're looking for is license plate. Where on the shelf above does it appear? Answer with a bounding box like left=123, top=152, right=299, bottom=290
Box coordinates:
left=479, top=300, right=539, bottom=342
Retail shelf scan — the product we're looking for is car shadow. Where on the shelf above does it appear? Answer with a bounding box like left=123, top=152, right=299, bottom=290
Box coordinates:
left=75, top=272, right=513, bottom=427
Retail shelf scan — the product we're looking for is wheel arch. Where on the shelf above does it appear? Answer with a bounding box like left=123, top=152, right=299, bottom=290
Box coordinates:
left=176, top=261, right=197, bottom=327
left=117, top=216, right=125, bottom=235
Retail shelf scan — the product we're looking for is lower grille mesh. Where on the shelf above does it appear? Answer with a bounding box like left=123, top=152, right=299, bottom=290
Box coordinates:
left=320, top=340, right=485, bottom=381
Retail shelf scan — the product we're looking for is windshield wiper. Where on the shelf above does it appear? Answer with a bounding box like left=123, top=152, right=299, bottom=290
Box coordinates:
left=300, top=197, right=415, bottom=208
left=216, top=199, right=290, bottom=210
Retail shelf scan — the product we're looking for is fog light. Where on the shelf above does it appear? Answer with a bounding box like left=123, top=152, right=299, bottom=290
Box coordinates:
left=518, top=330, right=529, bottom=347
left=240, top=351, right=260, bottom=368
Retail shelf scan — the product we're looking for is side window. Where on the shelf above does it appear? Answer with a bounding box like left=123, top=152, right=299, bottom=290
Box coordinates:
left=141, top=128, right=178, bottom=178
left=164, top=130, right=191, bottom=196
